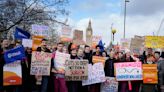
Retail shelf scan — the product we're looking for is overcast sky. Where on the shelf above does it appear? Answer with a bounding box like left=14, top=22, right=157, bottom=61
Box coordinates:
left=67, top=0, right=164, bottom=46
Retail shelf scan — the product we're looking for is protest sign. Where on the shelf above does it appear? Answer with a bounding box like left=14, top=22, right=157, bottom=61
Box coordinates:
left=145, top=36, right=164, bottom=48
left=82, top=63, right=105, bottom=86
left=22, top=39, right=33, bottom=48
left=143, top=64, right=158, bottom=84
left=114, top=62, right=143, bottom=81
left=30, top=51, right=52, bottom=76
left=4, top=45, right=25, bottom=64
left=92, top=56, right=106, bottom=66
left=3, top=61, right=22, bottom=86
left=130, top=37, right=144, bottom=55
left=120, top=38, right=131, bottom=51
left=54, top=51, right=70, bottom=71
left=32, top=24, right=49, bottom=37
left=65, top=60, right=88, bottom=81
left=32, top=36, right=44, bottom=51
left=101, top=77, right=118, bottom=92
left=14, top=27, right=30, bottom=40
left=60, top=26, right=72, bottom=42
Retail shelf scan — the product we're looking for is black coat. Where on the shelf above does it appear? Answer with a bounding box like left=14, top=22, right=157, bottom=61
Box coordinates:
left=104, top=58, right=115, bottom=77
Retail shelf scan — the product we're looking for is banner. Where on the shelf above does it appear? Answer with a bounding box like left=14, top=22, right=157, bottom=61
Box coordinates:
left=145, top=36, right=164, bottom=48
left=82, top=63, right=105, bottom=86
left=54, top=51, right=70, bottom=71
left=65, top=60, right=88, bottom=81
left=14, top=27, right=30, bottom=40
left=32, top=36, right=44, bottom=51
left=92, top=56, right=106, bottom=66
left=3, top=61, right=22, bottom=86
left=30, top=52, right=52, bottom=75
left=143, top=64, right=158, bottom=84
left=120, top=38, right=131, bottom=51
left=22, top=39, right=33, bottom=48
left=101, top=77, right=118, bottom=92
left=4, top=45, right=25, bottom=64
left=114, top=62, right=143, bottom=81
left=32, top=24, right=49, bottom=36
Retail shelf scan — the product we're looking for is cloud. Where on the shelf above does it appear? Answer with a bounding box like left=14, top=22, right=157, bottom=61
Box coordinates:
left=126, top=0, right=164, bottom=15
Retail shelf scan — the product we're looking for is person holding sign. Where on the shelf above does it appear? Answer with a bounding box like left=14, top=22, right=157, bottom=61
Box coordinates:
left=36, top=39, right=51, bottom=92
left=52, top=42, right=69, bottom=92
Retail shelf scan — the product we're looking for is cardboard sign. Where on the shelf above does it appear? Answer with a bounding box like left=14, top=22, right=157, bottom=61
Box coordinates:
left=3, top=61, right=22, bottom=86
left=54, top=51, right=70, bottom=71
left=82, top=63, right=105, bottom=86
left=130, top=37, right=144, bottom=55
left=92, top=56, right=106, bottom=66
left=143, top=64, right=158, bottom=84
left=32, top=24, right=49, bottom=36
left=60, top=26, right=72, bottom=42
left=22, top=39, right=33, bottom=48
left=101, top=77, right=118, bottom=92
left=120, top=38, right=131, bottom=51
left=65, top=60, right=88, bottom=81
left=30, top=52, right=52, bottom=76
left=114, top=62, right=143, bottom=81
left=145, top=36, right=164, bottom=48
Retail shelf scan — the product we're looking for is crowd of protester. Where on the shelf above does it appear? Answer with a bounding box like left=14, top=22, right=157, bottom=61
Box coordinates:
left=0, top=38, right=164, bottom=92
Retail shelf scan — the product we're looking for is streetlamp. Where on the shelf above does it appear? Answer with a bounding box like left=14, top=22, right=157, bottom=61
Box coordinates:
left=112, top=29, right=116, bottom=42
left=124, top=0, right=129, bottom=38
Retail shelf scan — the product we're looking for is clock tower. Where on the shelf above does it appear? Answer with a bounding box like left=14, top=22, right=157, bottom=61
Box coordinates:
left=86, top=20, right=93, bottom=47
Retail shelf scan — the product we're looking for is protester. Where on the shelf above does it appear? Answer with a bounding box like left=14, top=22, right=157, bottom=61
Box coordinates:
left=157, top=52, right=164, bottom=92
left=83, top=45, right=92, bottom=64
left=52, top=42, right=68, bottom=92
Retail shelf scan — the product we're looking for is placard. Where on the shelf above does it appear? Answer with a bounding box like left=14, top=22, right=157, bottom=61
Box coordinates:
left=54, top=51, right=70, bottom=71
left=22, top=39, right=33, bottom=48
left=65, top=60, right=88, bottom=81
left=145, top=36, right=164, bottom=48
left=32, top=36, right=44, bottom=51
left=143, top=64, right=158, bottom=84
left=101, top=77, right=118, bottom=92
left=60, top=26, right=72, bottom=42
left=92, top=56, right=106, bottom=66
left=82, top=63, right=105, bottom=86
left=3, top=61, right=22, bottom=86
left=32, top=24, right=49, bottom=36
left=120, top=38, right=131, bottom=51
left=114, top=62, right=143, bottom=81
left=30, top=51, right=52, bottom=75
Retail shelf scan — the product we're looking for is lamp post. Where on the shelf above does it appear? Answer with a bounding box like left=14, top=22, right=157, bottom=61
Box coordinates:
left=124, top=0, right=129, bottom=38
left=112, top=29, right=116, bottom=42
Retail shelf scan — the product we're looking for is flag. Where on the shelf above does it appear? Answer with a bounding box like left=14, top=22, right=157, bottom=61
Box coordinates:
left=98, top=40, right=104, bottom=52
left=14, top=27, right=30, bottom=40
left=4, top=45, right=26, bottom=64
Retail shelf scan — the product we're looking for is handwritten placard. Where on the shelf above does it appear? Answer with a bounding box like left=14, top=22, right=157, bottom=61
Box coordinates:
left=143, top=64, right=158, bottom=84
left=82, top=63, right=105, bottom=86
left=30, top=51, right=52, bottom=75
left=101, top=77, right=118, bottom=92
left=54, top=51, right=70, bottom=71
left=114, top=62, right=143, bottom=81
left=65, top=59, right=88, bottom=81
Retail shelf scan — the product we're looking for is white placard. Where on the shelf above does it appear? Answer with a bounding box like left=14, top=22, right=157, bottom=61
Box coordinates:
left=22, top=39, right=33, bottom=48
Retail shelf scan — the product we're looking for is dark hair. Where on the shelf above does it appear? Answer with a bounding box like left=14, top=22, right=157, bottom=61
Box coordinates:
left=57, top=42, right=64, bottom=46
left=154, top=51, right=160, bottom=55
left=42, top=39, right=47, bottom=42
left=85, top=45, right=90, bottom=48
left=96, top=45, right=100, bottom=49
left=160, top=52, right=164, bottom=58
left=1, top=38, right=8, bottom=43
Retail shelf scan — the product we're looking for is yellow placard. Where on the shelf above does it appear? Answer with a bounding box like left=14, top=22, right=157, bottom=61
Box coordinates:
left=32, top=36, right=44, bottom=51
left=143, top=64, right=158, bottom=84
left=145, top=36, right=164, bottom=48
left=92, top=56, right=106, bottom=66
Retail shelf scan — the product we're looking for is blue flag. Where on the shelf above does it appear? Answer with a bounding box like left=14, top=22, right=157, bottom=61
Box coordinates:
left=14, top=27, right=30, bottom=40
left=98, top=40, right=104, bottom=52
left=4, top=45, right=26, bottom=64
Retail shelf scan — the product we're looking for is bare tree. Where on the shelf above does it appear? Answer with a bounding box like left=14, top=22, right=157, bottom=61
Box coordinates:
left=0, top=0, right=69, bottom=39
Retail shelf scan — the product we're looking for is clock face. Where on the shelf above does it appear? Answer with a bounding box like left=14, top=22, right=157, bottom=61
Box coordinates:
left=87, top=31, right=92, bottom=36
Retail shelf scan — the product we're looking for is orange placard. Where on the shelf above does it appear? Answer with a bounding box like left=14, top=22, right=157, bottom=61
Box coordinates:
left=143, top=64, right=158, bottom=84
left=60, top=37, right=72, bottom=42
left=92, top=56, right=106, bottom=66
left=32, top=36, right=44, bottom=51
